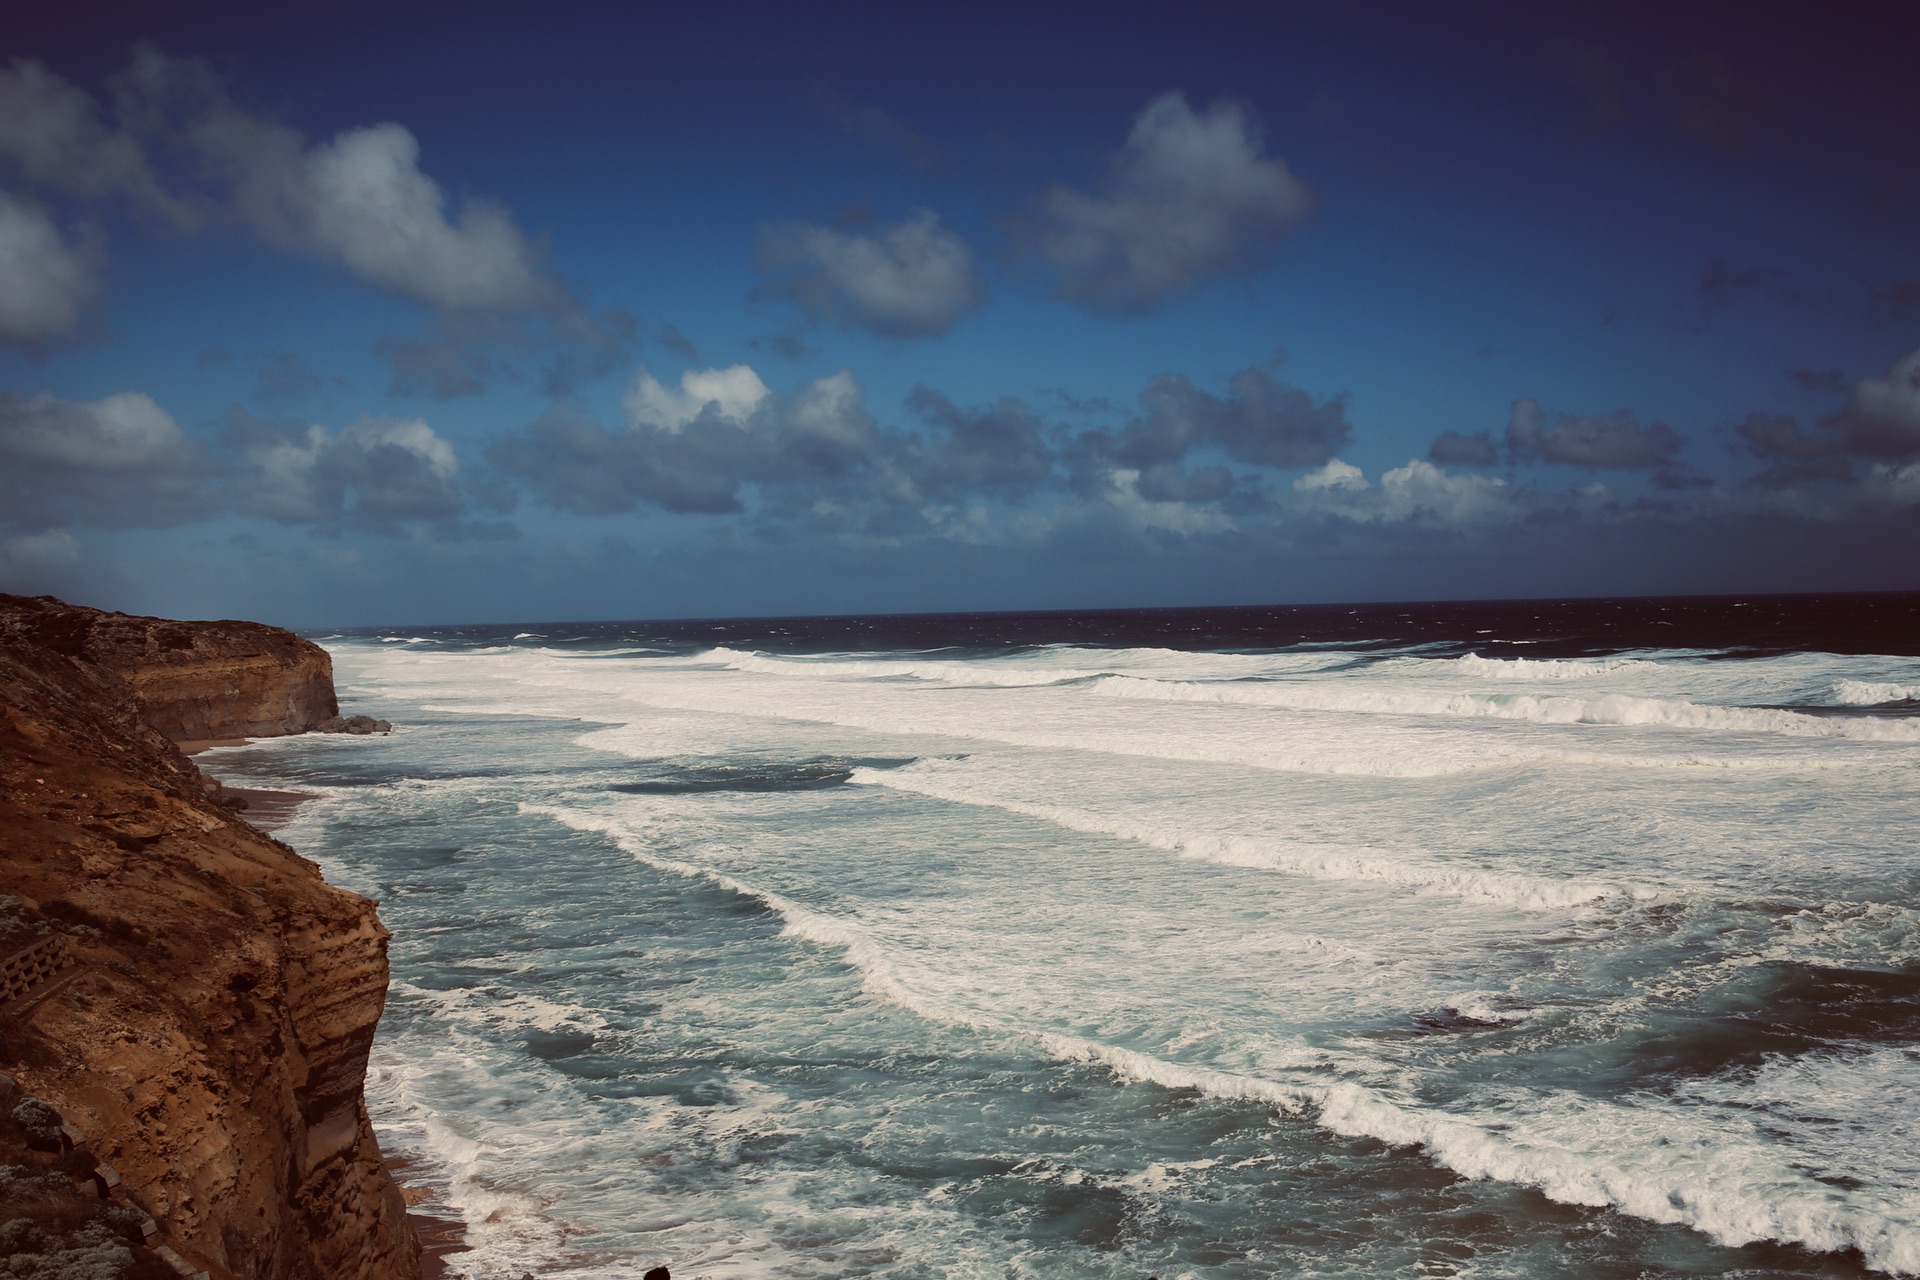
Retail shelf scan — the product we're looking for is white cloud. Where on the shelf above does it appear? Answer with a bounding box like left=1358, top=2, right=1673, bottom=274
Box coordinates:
left=232, top=414, right=466, bottom=529
left=0, top=390, right=211, bottom=528
left=1286, top=457, right=1521, bottom=526
left=0, top=54, right=579, bottom=340
left=1293, top=458, right=1367, bottom=491
left=1104, top=468, right=1235, bottom=534
left=0, top=190, right=98, bottom=341
left=1831, top=346, right=1920, bottom=458
left=0, top=390, right=192, bottom=468
left=787, top=368, right=870, bottom=447
left=1377, top=458, right=1516, bottom=524
left=1, top=529, right=80, bottom=571
left=297, top=124, right=563, bottom=312
left=1859, top=459, right=1920, bottom=510
left=0, top=527, right=83, bottom=593
left=756, top=210, right=983, bottom=337
left=198, top=108, right=565, bottom=315
left=501, top=366, right=887, bottom=516
left=0, top=58, right=193, bottom=224
left=622, top=364, right=771, bottom=430
left=1034, top=92, right=1313, bottom=312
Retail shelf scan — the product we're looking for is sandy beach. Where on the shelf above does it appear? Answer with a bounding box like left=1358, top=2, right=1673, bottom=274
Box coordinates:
left=219, top=785, right=317, bottom=831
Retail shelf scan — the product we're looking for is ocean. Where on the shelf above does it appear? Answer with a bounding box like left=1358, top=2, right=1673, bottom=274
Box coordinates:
left=197, top=594, right=1920, bottom=1279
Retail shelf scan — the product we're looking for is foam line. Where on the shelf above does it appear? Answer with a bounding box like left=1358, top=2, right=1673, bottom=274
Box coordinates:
left=696, top=643, right=1341, bottom=686
left=520, top=801, right=1920, bottom=1276
left=520, top=804, right=999, bottom=1033
left=850, top=763, right=1656, bottom=910
left=1834, top=679, right=1920, bottom=705
left=1089, top=675, right=1920, bottom=741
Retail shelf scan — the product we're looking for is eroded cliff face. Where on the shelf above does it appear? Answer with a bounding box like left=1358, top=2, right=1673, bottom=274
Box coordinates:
left=0, top=612, right=418, bottom=1280
left=0, top=594, right=339, bottom=741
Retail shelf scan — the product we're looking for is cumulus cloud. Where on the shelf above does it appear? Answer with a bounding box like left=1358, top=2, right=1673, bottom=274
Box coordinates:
left=1375, top=459, right=1521, bottom=525
left=1082, top=360, right=1350, bottom=478
left=1293, top=458, right=1368, bottom=492
left=0, top=529, right=83, bottom=594
left=0, top=189, right=99, bottom=341
left=901, top=388, right=1055, bottom=501
left=0, top=52, right=618, bottom=384
left=260, top=123, right=564, bottom=312
left=623, top=364, right=771, bottom=429
left=498, top=366, right=881, bottom=516
left=1505, top=398, right=1683, bottom=468
left=0, top=58, right=194, bottom=225
left=1287, top=457, right=1523, bottom=527
left=1, top=529, right=80, bottom=571
left=1828, top=346, right=1920, bottom=457
left=1741, top=347, right=1920, bottom=475
left=226, top=412, right=469, bottom=531
left=497, top=357, right=1360, bottom=537
left=1032, top=92, right=1313, bottom=313
left=1857, top=459, right=1920, bottom=510
left=0, top=391, right=212, bottom=528
left=756, top=210, right=984, bottom=337
left=2, top=53, right=562, bottom=309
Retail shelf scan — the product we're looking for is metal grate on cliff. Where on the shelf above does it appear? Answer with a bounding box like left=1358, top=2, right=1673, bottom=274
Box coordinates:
left=0, top=935, right=74, bottom=1007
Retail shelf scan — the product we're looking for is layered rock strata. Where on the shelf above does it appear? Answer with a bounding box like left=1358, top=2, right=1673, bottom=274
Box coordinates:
left=0, top=594, right=340, bottom=741
left=0, top=604, right=419, bottom=1280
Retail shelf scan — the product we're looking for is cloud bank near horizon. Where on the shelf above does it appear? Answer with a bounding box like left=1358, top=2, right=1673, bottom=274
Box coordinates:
left=1, top=13, right=1916, bottom=621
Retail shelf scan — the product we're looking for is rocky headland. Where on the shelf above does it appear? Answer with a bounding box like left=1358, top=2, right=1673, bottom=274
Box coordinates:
left=0, top=594, right=393, bottom=745
left=0, top=595, right=418, bottom=1280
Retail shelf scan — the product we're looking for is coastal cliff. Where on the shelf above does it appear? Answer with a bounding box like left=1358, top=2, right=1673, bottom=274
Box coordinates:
left=0, top=598, right=419, bottom=1280
left=0, top=594, right=340, bottom=742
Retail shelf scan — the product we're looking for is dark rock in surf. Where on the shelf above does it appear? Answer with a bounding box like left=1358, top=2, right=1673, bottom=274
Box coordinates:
left=313, top=713, right=393, bottom=735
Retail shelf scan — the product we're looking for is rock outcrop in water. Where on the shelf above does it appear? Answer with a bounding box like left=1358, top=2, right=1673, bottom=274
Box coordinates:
left=0, top=594, right=342, bottom=742
left=0, top=597, right=419, bottom=1279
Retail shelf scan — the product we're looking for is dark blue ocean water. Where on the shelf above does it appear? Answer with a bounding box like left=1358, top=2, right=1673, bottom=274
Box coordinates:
left=203, top=594, right=1920, bottom=1278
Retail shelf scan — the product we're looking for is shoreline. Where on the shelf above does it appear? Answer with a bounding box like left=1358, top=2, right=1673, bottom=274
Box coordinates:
left=183, top=738, right=320, bottom=831
left=220, top=786, right=318, bottom=831
left=179, top=737, right=252, bottom=754
left=386, top=1152, right=470, bottom=1279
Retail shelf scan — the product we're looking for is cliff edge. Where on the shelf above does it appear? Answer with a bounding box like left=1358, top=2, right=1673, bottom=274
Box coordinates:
left=0, top=594, right=340, bottom=742
left=0, top=599, right=419, bottom=1280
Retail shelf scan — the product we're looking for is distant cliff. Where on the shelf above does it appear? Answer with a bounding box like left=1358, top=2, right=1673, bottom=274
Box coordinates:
left=0, top=594, right=340, bottom=742
left=0, top=599, right=418, bottom=1280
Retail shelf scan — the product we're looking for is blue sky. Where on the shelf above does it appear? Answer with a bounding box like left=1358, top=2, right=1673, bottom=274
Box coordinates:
left=2, top=2, right=1916, bottom=627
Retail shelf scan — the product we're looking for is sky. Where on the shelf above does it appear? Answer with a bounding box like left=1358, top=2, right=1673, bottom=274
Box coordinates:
left=2, top=1, right=1917, bottom=628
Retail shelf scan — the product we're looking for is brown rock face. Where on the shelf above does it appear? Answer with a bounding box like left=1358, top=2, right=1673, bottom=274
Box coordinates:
left=0, top=594, right=339, bottom=741
left=0, top=607, right=419, bottom=1280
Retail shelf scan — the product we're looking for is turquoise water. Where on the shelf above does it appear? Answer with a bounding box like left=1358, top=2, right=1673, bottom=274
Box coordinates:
left=201, top=616, right=1920, bottom=1278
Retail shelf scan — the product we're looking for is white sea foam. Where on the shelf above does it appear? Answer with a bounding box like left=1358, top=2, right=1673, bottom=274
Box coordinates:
left=296, top=633, right=1920, bottom=1275
left=1834, top=679, right=1920, bottom=705
left=850, top=762, right=1653, bottom=910
left=1049, top=1033, right=1920, bottom=1275
left=508, top=798, right=1920, bottom=1273
left=520, top=803, right=1000, bottom=1033
left=696, top=643, right=1335, bottom=688
left=1089, top=674, right=1920, bottom=740
left=1446, top=653, right=1664, bottom=680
